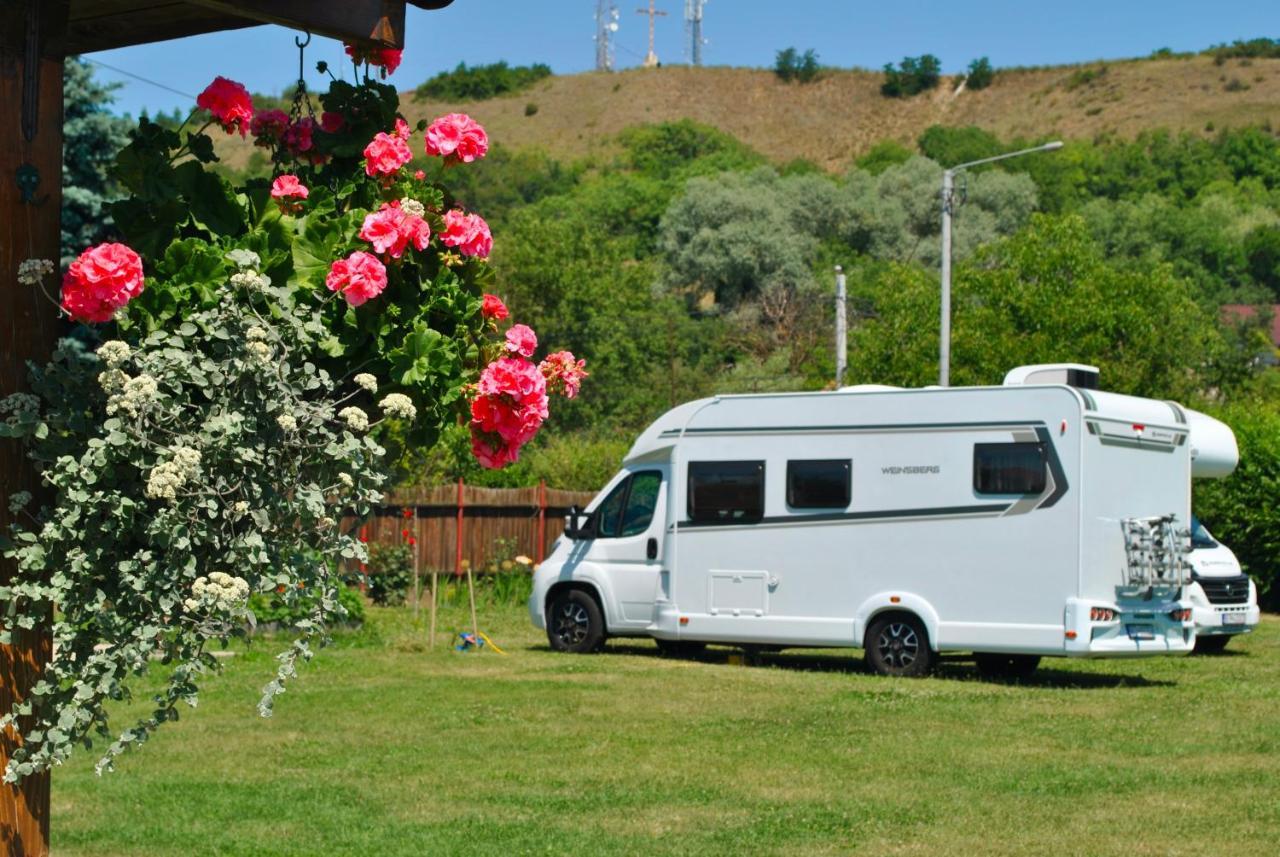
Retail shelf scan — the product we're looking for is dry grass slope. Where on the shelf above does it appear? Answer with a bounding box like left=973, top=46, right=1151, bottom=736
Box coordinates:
left=219, top=56, right=1280, bottom=173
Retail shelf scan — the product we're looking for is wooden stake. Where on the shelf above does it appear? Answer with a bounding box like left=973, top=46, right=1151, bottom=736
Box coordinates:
left=411, top=533, right=420, bottom=621
left=466, top=563, right=479, bottom=643
left=429, top=568, right=438, bottom=650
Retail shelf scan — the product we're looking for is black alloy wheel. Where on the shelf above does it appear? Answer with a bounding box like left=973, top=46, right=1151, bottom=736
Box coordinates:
left=547, top=589, right=605, bottom=654
left=864, top=613, right=935, bottom=677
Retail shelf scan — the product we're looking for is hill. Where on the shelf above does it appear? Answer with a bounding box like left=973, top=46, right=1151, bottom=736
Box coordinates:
left=219, top=55, right=1280, bottom=173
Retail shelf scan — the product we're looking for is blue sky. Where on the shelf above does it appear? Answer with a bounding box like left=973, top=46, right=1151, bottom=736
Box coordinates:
left=88, top=0, right=1277, bottom=118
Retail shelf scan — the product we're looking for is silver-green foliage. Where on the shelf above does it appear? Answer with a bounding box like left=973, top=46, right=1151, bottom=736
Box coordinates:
left=0, top=254, right=389, bottom=781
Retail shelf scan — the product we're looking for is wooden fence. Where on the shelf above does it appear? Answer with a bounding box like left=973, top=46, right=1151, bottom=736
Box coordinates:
left=344, top=480, right=596, bottom=572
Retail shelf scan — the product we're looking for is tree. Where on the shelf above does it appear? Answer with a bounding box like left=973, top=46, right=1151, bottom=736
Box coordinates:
left=62, top=56, right=133, bottom=264
left=965, top=57, right=995, bottom=90
left=848, top=215, right=1242, bottom=399
left=881, top=54, right=942, bottom=98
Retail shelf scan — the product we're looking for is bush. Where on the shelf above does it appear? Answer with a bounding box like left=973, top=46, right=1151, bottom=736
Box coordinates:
left=415, top=61, right=552, bottom=102
left=250, top=586, right=367, bottom=628
left=855, top=140, right=913, bottom=175
left=917, top=125, right=1002, bottom=168
left=1064, top=64, right=1108, bottom=90
left=881, top=54, right=942, bottom=98
left=524, top=102, right=538, bottom=117
left=362, top=543, right=414, bottom=605
left=774, top=47, right=821, bottom=83
left=1194, top=403, right=1280, bottom=610
left=965, top=57, right=994, bottom=90
left=1206, top=38, right=1280, bottom=64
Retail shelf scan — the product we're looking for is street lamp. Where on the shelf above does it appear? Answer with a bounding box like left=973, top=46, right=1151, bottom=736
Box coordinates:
left=939, top=140, right=1063, bottom=386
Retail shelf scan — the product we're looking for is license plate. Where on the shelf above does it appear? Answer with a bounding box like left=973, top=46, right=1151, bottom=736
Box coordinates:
left=1223, top=613, right=1246, bottom=626
left=1126, top=624, right=1155, bottom=641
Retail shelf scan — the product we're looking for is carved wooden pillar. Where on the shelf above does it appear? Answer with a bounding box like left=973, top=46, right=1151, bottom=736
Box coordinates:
left=1, top=2, right=69, bottom=854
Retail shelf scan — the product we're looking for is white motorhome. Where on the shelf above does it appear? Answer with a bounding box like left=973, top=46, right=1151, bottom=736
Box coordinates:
left=529, top=364, right=1240, bottom=677
left=1185, top=515, right=1260, bottom=652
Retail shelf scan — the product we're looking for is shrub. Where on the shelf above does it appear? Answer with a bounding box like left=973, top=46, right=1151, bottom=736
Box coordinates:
left=524, top=101, right=538, bottom=117
left=1206, top=37, right=1280, bottom=64
left=1064, top=64, right=1108, bottom=90
left=415, top=61, right=552, bottom=102
left=1194, top=403, right=1280, bottom=609
left=965, top=57, right=994, bottom=90
left=774, top=47, right=821, bottom=83
left=855, top=140, right=913, bottom=175
left=363, top=542, right=414, bottom=605
left=250, top=586, right=366, bottom=628
left=917, top=125, right=1002, bottom=168
left=881, top=54, right=942, bottom=98
left=1225, top=77, right=1251, bottom=92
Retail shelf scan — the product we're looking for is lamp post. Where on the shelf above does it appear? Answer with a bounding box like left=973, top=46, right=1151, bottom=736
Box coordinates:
left=939, top=141, right=1063, bottom=386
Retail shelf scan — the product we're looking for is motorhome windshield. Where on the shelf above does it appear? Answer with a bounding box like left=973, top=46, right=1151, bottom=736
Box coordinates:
left=1190, top=515, right=1217, bottom=549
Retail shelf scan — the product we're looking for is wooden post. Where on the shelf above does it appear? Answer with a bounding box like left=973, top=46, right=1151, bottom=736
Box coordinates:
left=454, top=477, right=464, bottom=577
left=536, top=479, right=547, bottom=564
left=2, top=3, right=70, bottom=854
left=428, top=567, right=438, bottom=650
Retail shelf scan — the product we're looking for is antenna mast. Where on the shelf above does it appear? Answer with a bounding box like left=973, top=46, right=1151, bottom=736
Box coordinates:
left=595, top=1, right=620, bottom=71
left=685, top=0, right=706, bottom=66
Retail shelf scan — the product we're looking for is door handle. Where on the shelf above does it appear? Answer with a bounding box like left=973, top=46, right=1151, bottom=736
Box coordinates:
left=646, top=537, right=658, bottom=560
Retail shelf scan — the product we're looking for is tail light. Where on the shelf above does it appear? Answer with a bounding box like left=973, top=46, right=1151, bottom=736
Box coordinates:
left=1169, top=608, right=1191, bottom=622
left=1089, top=607, right=1116, bottom=622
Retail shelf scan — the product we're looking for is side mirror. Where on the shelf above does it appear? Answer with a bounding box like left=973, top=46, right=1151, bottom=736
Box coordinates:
left=564, top=505, right=584, bottom=540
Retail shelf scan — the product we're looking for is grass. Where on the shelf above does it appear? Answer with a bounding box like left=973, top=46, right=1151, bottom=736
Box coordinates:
left=51, top=605, right=1280, bottom=856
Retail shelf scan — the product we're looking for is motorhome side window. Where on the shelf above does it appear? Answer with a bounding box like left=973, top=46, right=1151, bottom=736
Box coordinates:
left=787, top=459, right=851, bottom=508
left=973, top=442, right=1047, bottom=495
left=687, top=461, right=765, bottom=523
left=595, top=470, right=663, bottom=538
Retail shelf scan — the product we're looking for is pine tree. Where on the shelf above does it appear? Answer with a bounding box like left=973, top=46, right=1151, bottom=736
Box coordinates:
left=62, top=56, right=133, bottom=264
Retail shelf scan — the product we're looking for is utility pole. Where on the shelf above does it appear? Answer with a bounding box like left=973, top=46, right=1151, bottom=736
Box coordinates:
left=685, top=0, right=706, bottom=65
left=636, top=0, right=666, bottom=68
left=595, top=1, right=619, bottom=72
left=834, top=265, right=847, bottom=387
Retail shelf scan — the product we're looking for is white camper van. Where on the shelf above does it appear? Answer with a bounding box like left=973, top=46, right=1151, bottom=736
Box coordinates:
left=1185, top=515, right=1260, bottom=652
left=529, top=364, right=1239, bottom=677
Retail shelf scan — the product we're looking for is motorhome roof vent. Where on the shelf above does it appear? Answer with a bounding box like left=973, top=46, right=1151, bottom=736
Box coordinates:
left=838, top=384, right=902, bottom=393
left=1002, top=363, right=1100, bottom=389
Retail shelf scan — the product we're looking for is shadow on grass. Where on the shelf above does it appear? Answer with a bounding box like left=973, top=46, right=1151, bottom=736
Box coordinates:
left=558, top=642, right=1177, bottom=689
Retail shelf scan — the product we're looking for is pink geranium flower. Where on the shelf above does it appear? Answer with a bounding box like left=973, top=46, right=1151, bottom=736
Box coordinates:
left=197, top=77, right=253, bottom=137
left=394, top=118, right=412, bottom=140
left=504, top=324, right=538, bottom=358
left=326, top=251, right=388, bottom=307
left=250, top=109, right=289, bottom=144
left=359, top=201, right=432, bottom=259
left=481, top=294, right=509, bottom=321
left=540, top=351, right=589, bottom=399
left=439, top=210, right=493, bottom=259
left=320, top=111, right=345, bottom=133
left=60, top=242, right=145, bottom=323
left=344, top=43, right=403, bottom=76
left=271, top=175, right=309, bottom=213
left=363, top=131, right=413, bottom=179
left=424, top=113, right=488, bottom=164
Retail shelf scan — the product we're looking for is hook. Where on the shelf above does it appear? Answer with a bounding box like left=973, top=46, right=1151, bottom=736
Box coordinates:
left=295, top=31, right=312, bottom=85
left=295, top=31, right=312, bottom=50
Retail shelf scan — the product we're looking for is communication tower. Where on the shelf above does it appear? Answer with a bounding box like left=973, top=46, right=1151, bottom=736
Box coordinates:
left=685, top=0, right=707, bottom=66
left=595, top=1, right=620, bottom=71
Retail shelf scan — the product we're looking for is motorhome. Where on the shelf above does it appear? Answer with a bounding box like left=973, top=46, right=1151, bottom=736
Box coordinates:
left=1185, top=515, right=1259, bottom=652
left=529, top=364, right=1240, bottom=677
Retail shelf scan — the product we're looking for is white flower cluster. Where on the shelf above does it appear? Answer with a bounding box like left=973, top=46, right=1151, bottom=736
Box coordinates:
left=338, top=406, right=369, bottom=432
left=183, top=572, right=250, bottom=614
left=145, top=445, right=201, bottom=501
left=354, top=373, right=378, bottom=393
left=8, top=491, right=32, bottom=515
left=96, top=341, right=131, bottom=368
left=230, top=270, right=271, bottom=291
left=276, top=413, right=298, bottom=432
left=232, top=500, right=250, bottom=515
left=246, top=341, right=272, bottom=364
left=317, top=516, right=335, bottom=529
left=106, top=374, right=159, bottom=417
left=246, top=326, right=268, bottom=341
left=338, top=473, right=354, bottom=488
left=400, top=198, right=427, bottom=218
left=379, top=393, right=416, bottom=422
left=17, top=258, right=54, bottom=286
left=0, top=392, right=40, bottom=426
left=98, top=368, right=127, bottom=392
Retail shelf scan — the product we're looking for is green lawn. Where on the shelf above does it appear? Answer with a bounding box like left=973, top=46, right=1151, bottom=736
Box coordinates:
left=52, top=604, right=1280, bottom=856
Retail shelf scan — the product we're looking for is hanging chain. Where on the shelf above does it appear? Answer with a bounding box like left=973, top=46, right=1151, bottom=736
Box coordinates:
left=289, top=32, right=317, bottom=125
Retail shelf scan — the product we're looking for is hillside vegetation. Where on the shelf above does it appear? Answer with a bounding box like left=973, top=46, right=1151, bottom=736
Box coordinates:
left=215, top=55, right=1280, bottom=173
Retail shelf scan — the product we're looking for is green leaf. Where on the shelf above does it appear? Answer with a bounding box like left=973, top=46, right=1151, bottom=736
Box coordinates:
left=173, top=161, right=247, bottom=238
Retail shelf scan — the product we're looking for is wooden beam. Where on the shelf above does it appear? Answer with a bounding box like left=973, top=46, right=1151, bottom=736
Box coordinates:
left=1, top=1, right=69, bottom=853
left=65, top=2, right=258, bottom=55
left=187, top=0, right=407, bottom=47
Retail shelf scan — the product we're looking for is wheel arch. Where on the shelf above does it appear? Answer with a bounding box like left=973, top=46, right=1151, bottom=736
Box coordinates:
left=854, top=593, right=940, bottom=651
left=545, top=580, right=609, bottom=628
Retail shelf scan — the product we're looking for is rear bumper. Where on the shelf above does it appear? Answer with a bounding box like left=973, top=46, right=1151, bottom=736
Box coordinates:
left=1064, top=597, right=1194, bottom=658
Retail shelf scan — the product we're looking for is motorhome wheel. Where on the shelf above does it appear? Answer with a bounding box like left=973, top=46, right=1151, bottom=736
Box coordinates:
left=547, top=589, right=606, bottom=654
left=1193, top=636, right=1230, bottom=655
left=973, top=653, right=1041, bottom=680
left=864, top=614, right=935, bottom=677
